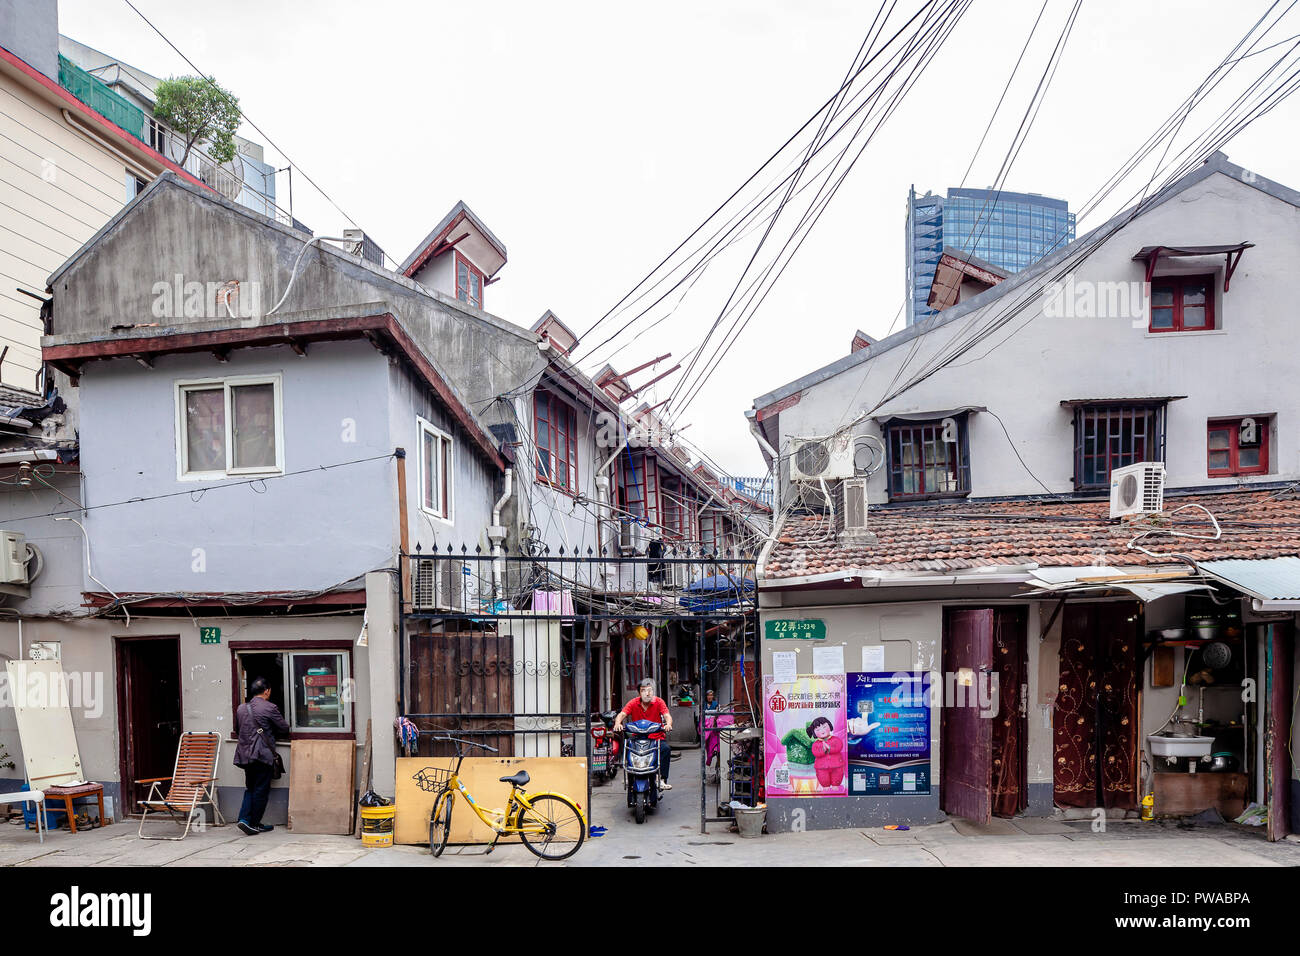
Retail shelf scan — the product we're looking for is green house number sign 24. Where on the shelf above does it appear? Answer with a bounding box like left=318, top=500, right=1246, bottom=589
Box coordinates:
left=765, top=619, right=826, bottom=640
left=199, top=627, right=221, bottom=645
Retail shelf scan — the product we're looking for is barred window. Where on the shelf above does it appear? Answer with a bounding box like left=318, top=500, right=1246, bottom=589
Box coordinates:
left=886, top=418, right=970, bottom=500
left=1073, top=404, right=1165, bottom=490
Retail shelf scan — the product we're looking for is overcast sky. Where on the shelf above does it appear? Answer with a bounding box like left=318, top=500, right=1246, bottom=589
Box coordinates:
left=58, top=0, right=1300, bottom=475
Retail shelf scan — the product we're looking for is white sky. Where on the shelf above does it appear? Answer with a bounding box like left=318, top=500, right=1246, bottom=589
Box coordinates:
left=58, top=0, right=1300, bottom=476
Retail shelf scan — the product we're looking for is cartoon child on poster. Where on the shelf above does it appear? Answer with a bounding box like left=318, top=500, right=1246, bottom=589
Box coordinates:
left=763, top=675, right=847, bottom=797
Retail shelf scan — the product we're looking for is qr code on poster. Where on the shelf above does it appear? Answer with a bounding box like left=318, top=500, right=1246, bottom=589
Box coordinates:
left=773, top=766, right=789, bottom=787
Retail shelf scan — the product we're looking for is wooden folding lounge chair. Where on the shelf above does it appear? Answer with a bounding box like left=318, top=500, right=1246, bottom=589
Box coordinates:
left=137, top=731, right=226, bottom=840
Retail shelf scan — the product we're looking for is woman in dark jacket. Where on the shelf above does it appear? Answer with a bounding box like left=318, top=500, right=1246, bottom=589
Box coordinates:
left=233, top=677, right=290, bottom=835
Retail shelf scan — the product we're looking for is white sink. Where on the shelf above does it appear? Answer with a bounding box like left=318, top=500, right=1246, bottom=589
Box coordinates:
left=1147, top=734, right=1214, bottom=758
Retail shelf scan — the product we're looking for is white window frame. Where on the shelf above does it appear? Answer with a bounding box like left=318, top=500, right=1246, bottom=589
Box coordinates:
left=175, top=374, right=285, bottom=480
left=417, top=416, right=454, bottom=523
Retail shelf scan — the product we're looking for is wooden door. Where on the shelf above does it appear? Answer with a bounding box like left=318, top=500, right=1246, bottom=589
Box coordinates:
left=1266, top=621, right=1294, bottom=842
left=409, top=630, right=515, bottom=757
left=941, top=608, right=994, bottom=824
left=116, top=637, right=182, bottom=814
left=1054, top=603, right=1139, bottom=810
left=991, top=607, right=1028, bottom=817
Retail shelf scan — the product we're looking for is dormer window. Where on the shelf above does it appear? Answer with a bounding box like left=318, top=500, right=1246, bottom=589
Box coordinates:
left=455, top=252, right=483, bottom=309
left=1149, top=274, right=1214, bottom=332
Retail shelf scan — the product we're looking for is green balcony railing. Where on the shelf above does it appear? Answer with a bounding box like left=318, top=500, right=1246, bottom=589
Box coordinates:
left=57, top=54, right=147, bottom=142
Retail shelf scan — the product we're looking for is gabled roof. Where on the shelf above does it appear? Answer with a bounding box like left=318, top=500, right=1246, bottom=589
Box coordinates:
left=399, top=200, right=508, bottom=278
left=752, top=153, right=1298, bottom=414
left=40, top=174, right=510, bottom=471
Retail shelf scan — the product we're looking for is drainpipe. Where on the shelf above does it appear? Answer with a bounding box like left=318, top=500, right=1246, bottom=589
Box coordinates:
left=488, top=467, right=513, bottom=600
left=55, top=516, right=129, bottom=627
left=748, top=419, right=781, bottom=532
left=748, top=421, right=784, bottom=582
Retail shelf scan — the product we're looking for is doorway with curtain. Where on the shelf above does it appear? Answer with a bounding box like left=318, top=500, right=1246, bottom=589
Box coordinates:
left=1053, top=602, right=1141, bottom=810
left=940, top=606, right=1028, bottom=823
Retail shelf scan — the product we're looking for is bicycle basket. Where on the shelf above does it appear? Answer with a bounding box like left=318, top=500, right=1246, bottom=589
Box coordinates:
left=412, top=767, right=456, bottom=793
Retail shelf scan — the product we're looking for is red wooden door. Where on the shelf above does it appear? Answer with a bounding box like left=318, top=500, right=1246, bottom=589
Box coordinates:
left=1266, top=621, right=1294, bottom=842
left=116, top=637, right=182, bottom=814
left=942, top=608, right=994, bottom=824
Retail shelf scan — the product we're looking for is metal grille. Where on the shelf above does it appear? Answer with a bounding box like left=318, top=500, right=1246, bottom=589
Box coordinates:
left=886, top=420, right=969, bottom=499
left=1074, top=404, right=1165, bottom=490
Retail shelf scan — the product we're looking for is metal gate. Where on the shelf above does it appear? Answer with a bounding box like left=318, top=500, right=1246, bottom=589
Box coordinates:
left=400, top=546, right=757, bottom=830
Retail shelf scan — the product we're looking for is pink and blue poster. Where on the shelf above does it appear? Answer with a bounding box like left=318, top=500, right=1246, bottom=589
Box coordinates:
left=763, top=675, right=847, bottom=797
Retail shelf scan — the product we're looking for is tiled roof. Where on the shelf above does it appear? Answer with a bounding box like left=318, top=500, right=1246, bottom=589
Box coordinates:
left=762, top=487, right=1300, bottom=580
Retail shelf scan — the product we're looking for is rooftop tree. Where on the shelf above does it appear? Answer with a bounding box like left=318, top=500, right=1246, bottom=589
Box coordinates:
left=152, top=75, right=241, bottom=168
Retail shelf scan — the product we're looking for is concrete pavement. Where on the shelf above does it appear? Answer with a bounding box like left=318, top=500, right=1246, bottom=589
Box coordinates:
left=2, top=753, right=1297, bottom=866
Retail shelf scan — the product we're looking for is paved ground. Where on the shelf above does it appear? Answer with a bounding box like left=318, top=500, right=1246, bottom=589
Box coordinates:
left=3, top=753, right=1297, bottom=867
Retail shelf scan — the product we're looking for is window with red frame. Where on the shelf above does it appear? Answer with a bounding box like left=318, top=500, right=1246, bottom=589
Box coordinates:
left=1149, top=274, right=1214, bottom=332
left=455, top=253, right=483, bottom=309
left=1208, top=417, right=1269, bottom=477
left=534, top=389, right=578, bottom=491
left=886, top=418, right=970, bottom=500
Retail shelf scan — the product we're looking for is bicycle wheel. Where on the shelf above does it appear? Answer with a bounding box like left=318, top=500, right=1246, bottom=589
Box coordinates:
left=515, top=794, right=586, bottom=861
left=429, top=789, right=453, bottom=858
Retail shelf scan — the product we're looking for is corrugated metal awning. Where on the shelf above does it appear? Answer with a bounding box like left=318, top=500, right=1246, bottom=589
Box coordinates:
left=1200, top=557, right=1300, bottom=605
left=871, top=405, right=986, bottom=425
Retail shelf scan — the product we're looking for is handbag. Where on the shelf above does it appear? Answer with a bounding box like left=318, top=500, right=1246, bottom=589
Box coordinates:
left=272, top=751, right=286, bottom=780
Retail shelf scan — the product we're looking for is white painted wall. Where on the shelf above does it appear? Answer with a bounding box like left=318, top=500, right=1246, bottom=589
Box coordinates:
left=766, top=166, right=1300, bottom=503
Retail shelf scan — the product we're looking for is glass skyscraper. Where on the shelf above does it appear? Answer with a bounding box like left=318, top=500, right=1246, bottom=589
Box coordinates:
left=905, top=185, right=1075, bottom=326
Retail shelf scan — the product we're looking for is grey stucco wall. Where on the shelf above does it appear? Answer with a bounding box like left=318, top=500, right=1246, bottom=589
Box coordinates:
left=390, top=361, right=499, bottom=555
left=760, top=600, right=945, bottom=830
left=77, top=341, right=397, bottom=593
left=0, top=470, right=88, bottom=616
left=0, top=0, right=59, bottom=81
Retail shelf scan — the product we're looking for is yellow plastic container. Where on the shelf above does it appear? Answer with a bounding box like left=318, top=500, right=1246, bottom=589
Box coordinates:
left=360, top=804, right=395, bottom=847
left=1140, top=793, right=1154, bottom=822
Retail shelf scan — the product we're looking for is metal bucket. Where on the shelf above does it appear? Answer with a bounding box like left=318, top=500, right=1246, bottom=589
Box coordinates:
left=734, top=806, right=766, bottom=838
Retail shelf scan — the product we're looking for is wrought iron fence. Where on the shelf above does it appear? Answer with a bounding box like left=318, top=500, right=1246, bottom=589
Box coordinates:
left=399, top=548, right=758, bottom=830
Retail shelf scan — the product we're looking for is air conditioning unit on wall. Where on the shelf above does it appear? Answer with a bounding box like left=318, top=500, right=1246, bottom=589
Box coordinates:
left=1110, top=462, right=1165, bottom=519
left=619, top=520, right=649, bottom=555
left=789, top=433, right=853, bottom=481
left=0, top=531, right=29, bottom=585
left=412, top=558, right=469, bottom=611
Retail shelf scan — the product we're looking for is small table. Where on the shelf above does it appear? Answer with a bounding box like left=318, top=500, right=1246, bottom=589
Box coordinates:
left=41, top=782, right=106, bottom=833
left=0, top=789, right=46, bottom=842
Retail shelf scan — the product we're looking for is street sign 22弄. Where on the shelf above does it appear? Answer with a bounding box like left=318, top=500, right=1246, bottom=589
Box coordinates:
left=764, top=619, right=826, bottom=640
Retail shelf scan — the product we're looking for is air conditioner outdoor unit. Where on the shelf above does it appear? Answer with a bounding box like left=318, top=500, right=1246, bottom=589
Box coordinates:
left=0, top=531, right=28, bottom=585
left=619, top=519, right=649, bottom=555
left=412, top=558, right=469, bottom=611
left=842, top=479, right=869, bottom=532
left=790, top=433, right=853, bottom=482
left=1110, top=462, right=1165, bottom=519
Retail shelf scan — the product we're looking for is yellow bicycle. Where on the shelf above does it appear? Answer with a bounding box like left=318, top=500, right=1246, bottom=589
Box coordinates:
left=413, top=736, right=587, bottom=861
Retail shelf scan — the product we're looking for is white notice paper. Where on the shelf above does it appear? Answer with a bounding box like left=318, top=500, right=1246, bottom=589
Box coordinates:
left=813, top=644, right=845, bottom=675
left=772, top=651, right=798, bottom=684
left=862, top=644, right=885, bottom=671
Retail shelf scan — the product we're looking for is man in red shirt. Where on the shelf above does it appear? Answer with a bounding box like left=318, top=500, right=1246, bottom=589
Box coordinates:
left=613, top=678, right=674, bottom=789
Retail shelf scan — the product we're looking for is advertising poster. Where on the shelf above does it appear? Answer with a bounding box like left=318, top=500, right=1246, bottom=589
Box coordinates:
left=763, top=675, right=847, bottom=797
left=846, top=671, right=931, bottom=796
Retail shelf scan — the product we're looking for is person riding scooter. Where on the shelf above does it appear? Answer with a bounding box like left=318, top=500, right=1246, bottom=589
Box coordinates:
left=614, top=678, right=673, bottom=790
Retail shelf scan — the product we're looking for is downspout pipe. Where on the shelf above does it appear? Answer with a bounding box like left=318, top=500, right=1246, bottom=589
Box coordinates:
left=489, top=467, right=513, bottom=599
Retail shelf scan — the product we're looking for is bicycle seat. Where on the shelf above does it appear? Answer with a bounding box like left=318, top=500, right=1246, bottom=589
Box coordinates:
left=499, top=770, right=530, bottom=788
